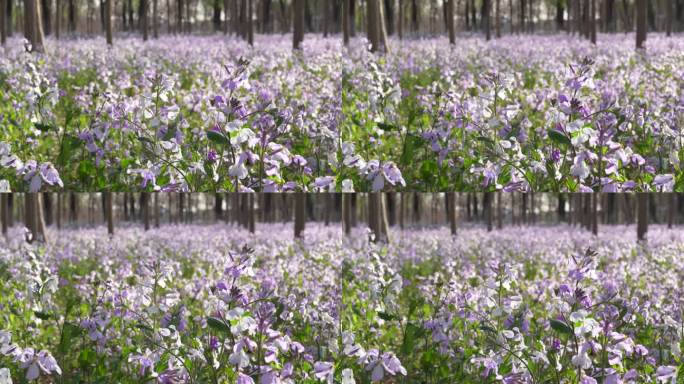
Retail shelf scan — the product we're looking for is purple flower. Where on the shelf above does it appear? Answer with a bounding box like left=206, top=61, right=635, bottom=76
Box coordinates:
left=313, top=361, right=334, bottom=383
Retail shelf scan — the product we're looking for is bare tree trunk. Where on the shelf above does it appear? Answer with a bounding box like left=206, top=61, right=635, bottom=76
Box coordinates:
left=484, top=192, right=493, bottom=231
left=247, top=0, right=253, bottom=45
left=142, top=193, right=150, bottom=230
left=1, top=194, right=7, bottom=238
left=636, top=0, right=646, bottom=48
left=154, top=193, right=160, bottom=228
left=495, top=0, right=500, bottom=37
left=247, top=194, right=255, bottom=233
left=667, top=193, right=675, bottom=229
left=342, top=0, right=349, bottom=45
left=294, top=193, right=305, bottom=238
left=447, top=0, right=454, bottom=44
left=397, top=0, right=403, bottom=39
left=448, top=192, right=457, bottom=236
left=104, top=192, right=114, bottom=235
left=56, top=194, right=62, bottom=229
left=368, top=193, right=389, bottom=242
left=25, top=0, right=46, bottom=52
left=591, top=193, right=598, bottom=235
left=637, top=193, right=648, bottom=241
left=590, top=0, right=596, bottom=44
left=293, top=0, right=304, bottom=49
left=152, top=0, right=158, bottom=37
left=483, top=0, right=490, bottom=40
left=496, top=192, right=502, bottom=229
left=1, top=0, right=6, bottom=45
left=25, top=194, right=47, bottom=243
left=342, top=193, right=352, bottom=235
left=141, top=0, right=148, bottom=40
left=106, top=0, right=113, bottom=44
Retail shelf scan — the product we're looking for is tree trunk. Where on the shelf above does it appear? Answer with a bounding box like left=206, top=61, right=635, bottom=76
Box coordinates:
left=104, top=192, right=114, bottom=235
left=591, top=193, right=598, bottom=235
left=496, top=192, right=503, bottom=229
left=25, top=194, right=47, bottom=243
left=142, top=193, right=150, bottom=230
left=293, top=0, right=304, bottom=49
left=495, top=0, right=500, bottom=37
left=590, top=0, right=596, bottom=44
left=637, top=193, right=648, bottom=241
left=214, top=193, right=223, bottom=220
left=1, top=194, right=8, bottom=238
left=154, top=193, right=160, bottom=228
left=141, top=0, right=148, bottom=40
left=448, top=193, right=457, bottom=235
left=397, top=0, right=403, bottom=39
left=294, top=193, right=305, bottom=238
left=368, top=193, right=389, bottom=243
left=667, top=193, right=675, bottom=229
left=447, top=0, right=454, bottom=44
left=247, top=194, right=255, bottom=233
left=106, top=0, right=113, bottom=44
left=483, top=0, right=490, bottom=40
left=342, top=0, right=349, bottom=45
left=41, top=0, right=51, bottom=34
left=152, top=0, right=158, bottom=37
left=556, top=0, right=564, bottom=30
left=636, top=0, right=646, bottom=48
left=557, top=194, right=566, bottom=222
left=519, top=0, right=525, bottom=33
left=484, top=192, right=493, bottom=231
left=42, top=193, right=53, bottom=226
left=56, top=194, right=62, bottom=229
left=0, top=0, right=6, bottom=45
left=247, top=0, right=253, bottom=45
left=342, top=193, right=352, bottom=235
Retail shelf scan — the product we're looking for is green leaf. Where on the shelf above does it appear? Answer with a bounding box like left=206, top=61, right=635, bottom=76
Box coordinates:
left=548, top=130, right=571, bottom=146
left=401, top=323, right=425, bottom=355
left=163, top=123, right=178, bottom=141
left=207, top=130, right=230, bottom=145
left=549, top=319, right=573, bottom=335
left=206, top=316, right=230, bottom=333
left=400, top=135, right=423, bottom=166
left=34, top=123, right=53, bottom=132
left=475, top=136, right=495, bottom=147
left=58, top=322, right=83, bottom=354
left=377, top=312, right=396, bottom=321
left=377, top=122, right=396, bottom=131
left=34, top=310, right=51, bottom=320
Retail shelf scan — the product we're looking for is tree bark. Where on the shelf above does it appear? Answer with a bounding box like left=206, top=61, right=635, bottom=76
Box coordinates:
left=294, top=192, right=305, bottom=238
left=448, top=193, right=457, bottom=235
left=342, top=193, right=352, bottom=235
left=1, top=194, right=8, bottom=238
left=154, top=193, right=160, bottom=228
left=483, top=0, right=490, bottom=40
left=496, top=192, right=503, bottom=229
left=293, top=0, right=304, bottom=49
left=447, top=0, right=454, bottom=44
left=106, top=0, right=113, bottom=44
left=142, top=193, right=150, bottom=230
left=637, top=193, right=648, bottom=241
left=141, top=0, right=148, bottom=40
left=0, top=0, right=6, bottom=45
left=104, top=192, right=114, bottom=235
left=636, top=0, right=646, bottom=48
left=342, top=0, right=349, bottom=45
left=152, top=0, right=158, bottom=37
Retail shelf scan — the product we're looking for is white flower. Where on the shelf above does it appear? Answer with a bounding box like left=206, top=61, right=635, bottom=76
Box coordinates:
left=0, top=368, right=11, bottom=384
left=341, top=179, right=354, bottom=193
left=341, top=368, right=355, bottom=384
left=228, top=163, right=248, bottom=180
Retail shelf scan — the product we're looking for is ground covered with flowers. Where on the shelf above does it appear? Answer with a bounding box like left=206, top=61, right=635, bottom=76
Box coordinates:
left=0, top=36, right=341, bottom=193
left=343, top=34, right=684, bottom=192
left=1, top=223, right=683, bottom=383
left=3, top=34, right=684, bottom=193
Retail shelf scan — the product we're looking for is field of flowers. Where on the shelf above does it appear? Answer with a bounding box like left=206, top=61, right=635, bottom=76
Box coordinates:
left=2, top=34, right=684, bottom=193
left=0, top=36, right=341, bottom=193
left=1, top=223, right=683, bottom=383
left=342, top=34, right=684, bottom=192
